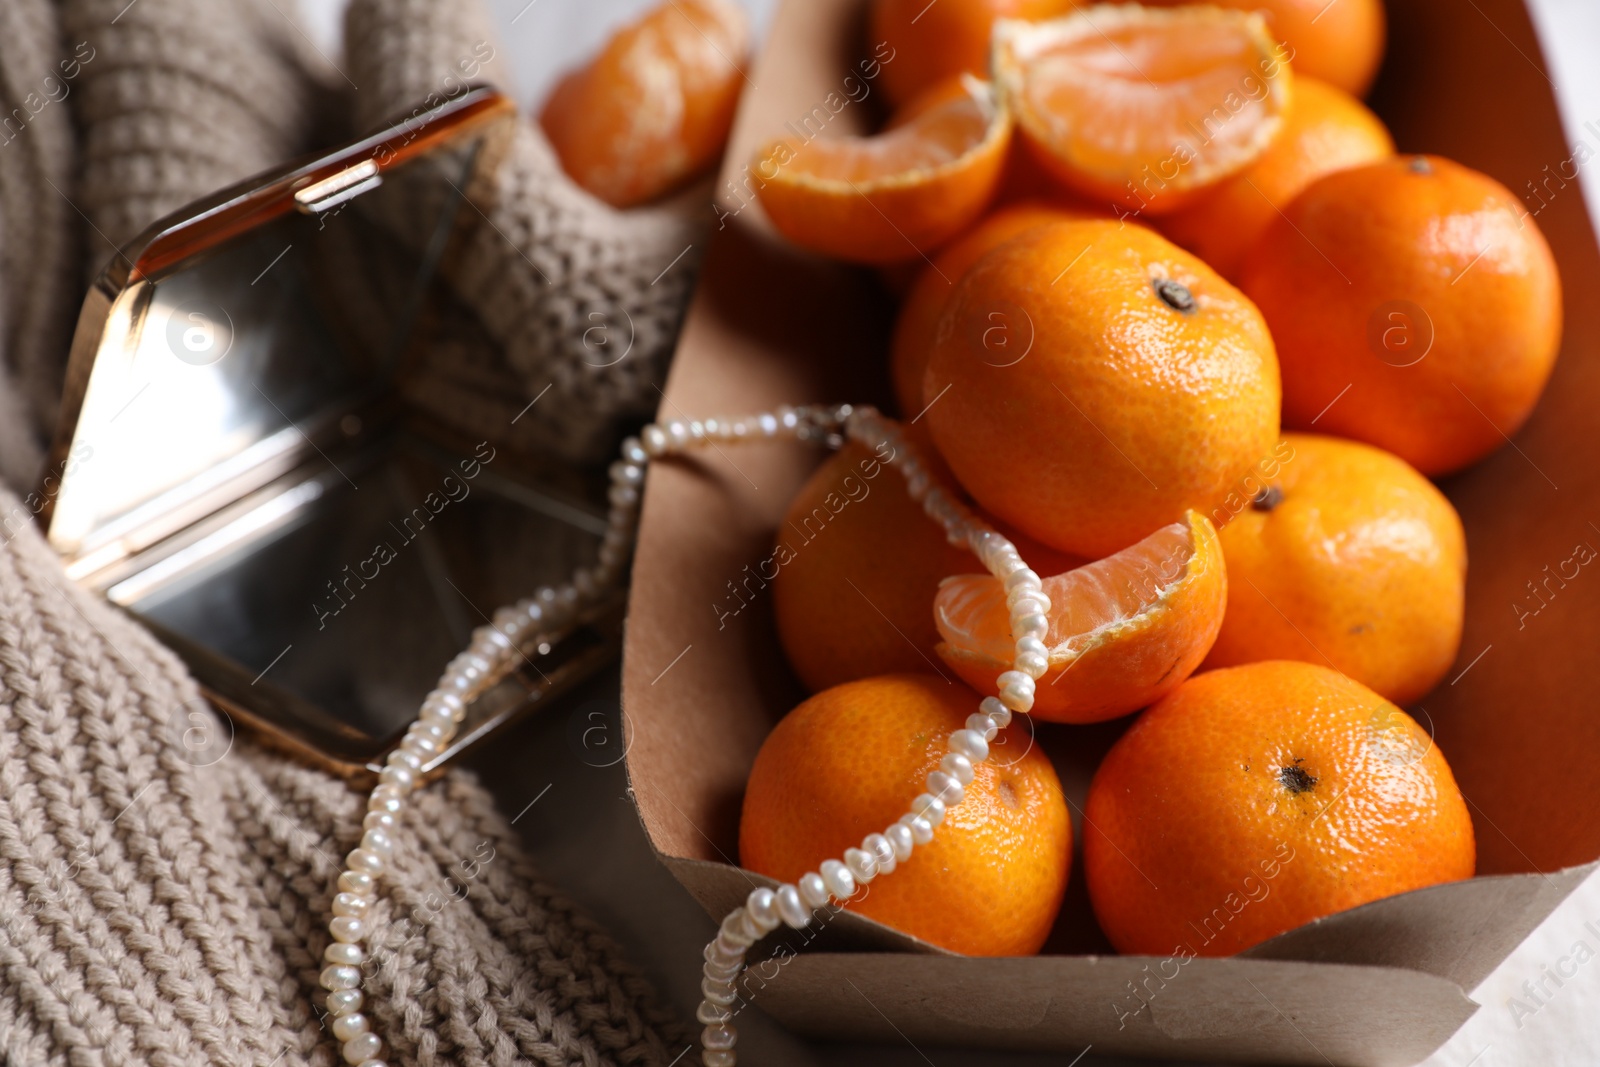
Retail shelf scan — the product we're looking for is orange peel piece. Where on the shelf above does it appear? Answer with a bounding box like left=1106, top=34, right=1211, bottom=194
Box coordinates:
left=752, top=75, right=1012, bottom=264
left=935, top=509, right=1227, bottom=722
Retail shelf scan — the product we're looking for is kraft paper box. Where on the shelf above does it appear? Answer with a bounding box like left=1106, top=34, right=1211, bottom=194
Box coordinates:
left=621, top=0, right=1600, bottom=1062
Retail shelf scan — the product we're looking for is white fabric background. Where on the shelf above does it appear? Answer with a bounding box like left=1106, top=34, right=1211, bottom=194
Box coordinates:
left=292, top=1, right=1600, bottom=1063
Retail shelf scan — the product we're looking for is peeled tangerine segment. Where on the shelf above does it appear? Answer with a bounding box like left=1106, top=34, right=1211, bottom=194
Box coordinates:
left=752, top=75, right=1011, bottom=264
left=935, top=510, right=1227, bottom=723
left=994, top=5, right=1292, bottom=212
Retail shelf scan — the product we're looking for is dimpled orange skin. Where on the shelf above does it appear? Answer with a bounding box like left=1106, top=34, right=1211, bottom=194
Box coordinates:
left=890, top=202, right=1103, bottom=415
left=1239, top=155, right=1563, bottom=476
left=1161, top=76, right=1394, bottom=281
left=539, top=0, right=747, bottom=208
left=773, top=439, right=1081, bottom=693
left=1142, top=0, right=1386, bottom=97
left=925, top=219, right=1281, bottom=560
left=1085, top=661, right=1475, bottom=957
left=1205, top=434, right=1466, bottom=705
left=871, top=0, right=1077, bottom=108
left=740, top=674, right=1071, bottom=955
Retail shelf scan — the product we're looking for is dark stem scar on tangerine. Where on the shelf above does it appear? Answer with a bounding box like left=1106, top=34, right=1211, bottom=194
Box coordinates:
left=1153, top=277, right=1196, bottom=313
left=1279, top=761, right=1317, bottom=794
left=1408, top=156, right=1433, bottom=175
left=1252, top=485, right=1284, bottom=511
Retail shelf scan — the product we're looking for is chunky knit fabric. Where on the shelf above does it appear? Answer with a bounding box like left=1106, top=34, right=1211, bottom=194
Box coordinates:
left=0, top=0, right=701, bottom=1063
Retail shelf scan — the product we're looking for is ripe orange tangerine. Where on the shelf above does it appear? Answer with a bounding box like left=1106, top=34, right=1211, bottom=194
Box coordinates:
left=539, top=0, right=749, bottom=207
left=1239, top=155, right=1563, bottom=475
left=889, top=200, right=1101, bottom=415
left=994, top=5, right=1293, bottom=214
left=1204, top=433, right=1466, bottom=706
left=740, top=673, right=1071, bottom=956
left=753, top=75, right=1012, bottom=263
left=923, top=219, right=1281, bottom=560
left=1085, top=660, right=1475, bottom=957
left=935, top=510, right=1226, bottom=722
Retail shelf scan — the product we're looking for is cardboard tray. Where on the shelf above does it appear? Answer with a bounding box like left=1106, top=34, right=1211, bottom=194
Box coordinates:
left=621, top=0, right=1600, bottom=1062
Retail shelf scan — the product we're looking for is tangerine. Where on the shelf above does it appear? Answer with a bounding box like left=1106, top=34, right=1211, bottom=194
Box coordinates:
left=1239, top=155, right=1563, bottom=475
left=1084, top=660, right=1474, bottom=956
left=741, top=673, right=1071, bottom=955
left=924, top=219, right=1281, bottom=559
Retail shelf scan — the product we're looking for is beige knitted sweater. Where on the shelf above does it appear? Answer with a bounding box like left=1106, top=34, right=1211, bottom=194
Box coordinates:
left=0, top=0, right=702, bottom=1063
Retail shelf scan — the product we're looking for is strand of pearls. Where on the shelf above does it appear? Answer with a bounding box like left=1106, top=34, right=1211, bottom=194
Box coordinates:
left=689, top=407, right=1047, bottom=1067
left=314, top=435, right=651, bottom=1066
left=314, top=403, right=855, bottom=1066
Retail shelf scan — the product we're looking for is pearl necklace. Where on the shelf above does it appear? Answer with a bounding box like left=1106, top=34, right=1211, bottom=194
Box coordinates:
left=313, top=403, right=1044, bottom=1067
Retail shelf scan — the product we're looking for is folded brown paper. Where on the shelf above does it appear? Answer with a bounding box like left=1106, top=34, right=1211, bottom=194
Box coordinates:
left=622, top=0, right=1600, bottom=1061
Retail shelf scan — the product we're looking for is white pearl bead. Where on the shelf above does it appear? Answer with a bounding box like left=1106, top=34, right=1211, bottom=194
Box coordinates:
left=757, top=412, right=779, bottom=435
left=346, top=849, right=384, bottom=876
left=998, top=671, right=1036, bottom=713
left=844, top=847, right=877, bottom=883
left=325, top=942, right=364, bottom=966
left=378, top=765, right=415, bottom=791
left=1009, top=593, right=1050, bottom=620
left=320, top=965, right=361, bottom=991
left=704, top=938, right=743, bottom=965
left=704, top=957, right=742, bottom=982
left=941, top=751, right=975, bottom=786
left=717, top=910, right=755, bottom=948
left=863, top=833, right=896, bottom=875
left=965, top=713, right=998, bottom=742
left=774, top=884, right=809, bottom=928
left=641, top=425, right=668, bottom=455
left=910, top=793, right=946, bottom=826
left=330, top=916, right=365, bottom=943
left=1015, top=651, right=1050, bottom=679
left=1004, top=567, right=1041, bottom=592
left=401, top=733, right=441, bottom=758
left=338, top=871, right=375, bottom=896
left=362, top=811, right=396, bottom=834
left=369, top=784, right=403, bottom=806
left=332, top=892, right=370, bottom=918
left=622, top=435, right=649, bottom=463
left=701, top=978, right=738, bottom=1006
left=361, top=830, right=393, bottom=857
left=1013, top=613, right=1049, bottom=640
left=385, top=749, right=422, bottom=773
left=745, top=888, right=780, bottom=932
left=949, top=729, right=989, bottom=762
left=926, top=772, right=964, bottom=807
left=698, top=1000, right=733, bottom=1025
left=885, top=823, right=914, bottom=861
left=342, top=1032, right=382, bottom=1064
left=326, top=989, right=363, bottom=1015
left=332, top=1012, right=370, bottom=1041
left=980, top=696, right=1012, bottom=729
left=704, top=1049, right=736, bottom=1067
left=1016, top=635, right=1048, bottom=659
left=704, top=1023, right=737, bottom=1050
left=798, top=872, right=829, bottom=909
left=902, top=813, right=934, bottom=845
left=819, top=859, right=856, bottom=900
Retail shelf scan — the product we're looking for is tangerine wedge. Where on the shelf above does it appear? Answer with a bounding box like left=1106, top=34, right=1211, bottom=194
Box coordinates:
left=752, top=75, right=1011, bottom=263
left=994, top=5, right=1293, bottom=213
left=935, top=510, right=1226, bottom=722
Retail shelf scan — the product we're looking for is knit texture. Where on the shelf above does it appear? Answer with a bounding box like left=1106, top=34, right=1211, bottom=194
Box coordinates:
left=0, top=0, right=703, bottom=1063
left=344, top=0, right=706, bottom=463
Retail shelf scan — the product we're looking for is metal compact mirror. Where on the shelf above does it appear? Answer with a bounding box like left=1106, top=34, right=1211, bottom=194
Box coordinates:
left=37, top=87, right=623, bottom=779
